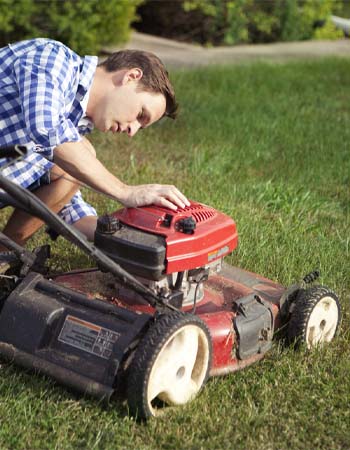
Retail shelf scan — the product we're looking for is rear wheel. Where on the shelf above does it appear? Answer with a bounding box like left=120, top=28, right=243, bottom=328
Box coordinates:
left=287, top=286, right=340, bottom=349
left=127, top=312, right=212, bottom=419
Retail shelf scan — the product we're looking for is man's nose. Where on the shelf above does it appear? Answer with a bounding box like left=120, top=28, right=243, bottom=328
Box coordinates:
left=127, top=121, right=141, bottom=137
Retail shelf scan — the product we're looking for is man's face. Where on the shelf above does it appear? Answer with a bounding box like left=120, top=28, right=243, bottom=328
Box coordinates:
left=91, top=69, right=166, bottom=137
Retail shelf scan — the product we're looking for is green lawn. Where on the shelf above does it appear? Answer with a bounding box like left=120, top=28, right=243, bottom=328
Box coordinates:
left=0, top=58, right=349, bottom=449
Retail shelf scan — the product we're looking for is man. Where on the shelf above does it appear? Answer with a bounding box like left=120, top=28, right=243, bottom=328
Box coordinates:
left=0, top=38, right=189, bottom=248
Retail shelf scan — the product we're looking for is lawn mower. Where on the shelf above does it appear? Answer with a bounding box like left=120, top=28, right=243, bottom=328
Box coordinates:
left=0, top=146, right=341, bottom=419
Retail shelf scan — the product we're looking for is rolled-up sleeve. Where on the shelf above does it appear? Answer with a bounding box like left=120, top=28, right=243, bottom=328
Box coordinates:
left=13, top=43, right=82, bottom=148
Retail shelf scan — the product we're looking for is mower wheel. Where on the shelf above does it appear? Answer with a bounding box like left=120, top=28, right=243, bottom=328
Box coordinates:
left=126, top=311, right=212, bottom=419
left=287, top=286, right=340, bottom=349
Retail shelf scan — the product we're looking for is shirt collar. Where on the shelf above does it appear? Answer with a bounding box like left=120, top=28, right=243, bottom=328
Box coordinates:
left=76, top=56, right=98, bottom=132
left=76, top=55, right=98, bottom=103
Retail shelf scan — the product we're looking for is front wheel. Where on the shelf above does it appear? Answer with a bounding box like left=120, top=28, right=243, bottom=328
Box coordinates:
left=127, top=312, right=212, bottom=419
left=287, top=286, right=341, bottom=349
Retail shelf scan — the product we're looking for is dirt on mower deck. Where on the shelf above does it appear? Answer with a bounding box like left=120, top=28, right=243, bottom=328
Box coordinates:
left=102, top=31, right=350, bottom=68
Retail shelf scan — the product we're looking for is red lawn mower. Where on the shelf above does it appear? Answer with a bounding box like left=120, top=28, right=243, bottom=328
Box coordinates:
left=0, top=146, right=341, bottom=419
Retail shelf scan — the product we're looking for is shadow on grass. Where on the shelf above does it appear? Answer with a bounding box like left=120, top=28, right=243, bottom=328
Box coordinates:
left=0, top=361, right=129, bottom=418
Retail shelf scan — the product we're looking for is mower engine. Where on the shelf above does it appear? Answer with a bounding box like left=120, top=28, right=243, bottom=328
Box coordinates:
left=94, top=202, right=238, bottom=307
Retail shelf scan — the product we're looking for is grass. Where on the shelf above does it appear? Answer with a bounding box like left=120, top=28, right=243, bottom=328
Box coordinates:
left=1, top=57, right=350, bottom=449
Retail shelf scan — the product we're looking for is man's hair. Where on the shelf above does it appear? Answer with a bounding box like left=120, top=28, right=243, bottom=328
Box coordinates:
left=99, top=50, right=178, bottom=119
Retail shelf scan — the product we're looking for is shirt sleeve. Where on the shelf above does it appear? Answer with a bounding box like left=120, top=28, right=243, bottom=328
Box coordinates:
left=12, top=42, right=82, bottom=148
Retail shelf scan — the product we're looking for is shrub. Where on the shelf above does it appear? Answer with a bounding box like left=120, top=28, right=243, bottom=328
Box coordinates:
left=134, top=0, right=214, bottom=44
left=0, top=0, right=38, bottom=43
left=183, top=0, right=280, bottom=45
left=313, top=18, right=344, bottom=40
left=0, top=0, right=142, bottom=54
left=278, top=0, right=343, bottom=42
left=135, top=0, right=346, bottom=45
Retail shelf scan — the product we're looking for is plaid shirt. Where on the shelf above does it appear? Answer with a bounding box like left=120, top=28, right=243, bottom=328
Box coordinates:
left=0, top=38, right=98, bottom=223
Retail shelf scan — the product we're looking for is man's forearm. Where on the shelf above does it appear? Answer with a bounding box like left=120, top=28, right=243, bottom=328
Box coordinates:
left=53, top=139, right=189, bottom=210
left=53, top=140, right=128, bottom=202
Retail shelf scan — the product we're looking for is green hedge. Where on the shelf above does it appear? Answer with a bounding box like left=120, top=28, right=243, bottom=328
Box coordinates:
left=188, top=0, right=344, bottom=44
left=0, top=0, right=142, bottom=54
left=136, top=0, right=344, bottom=46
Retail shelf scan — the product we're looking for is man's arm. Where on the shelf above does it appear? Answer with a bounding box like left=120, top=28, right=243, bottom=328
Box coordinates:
left=54, top=140, right=189, bottom=211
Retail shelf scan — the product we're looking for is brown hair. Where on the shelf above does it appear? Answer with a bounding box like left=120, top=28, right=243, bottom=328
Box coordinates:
left=99, top=50, right=178, bottom=119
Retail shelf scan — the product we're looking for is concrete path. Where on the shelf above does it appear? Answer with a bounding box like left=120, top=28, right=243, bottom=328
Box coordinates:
left=103, top=31, right=350, bottom=68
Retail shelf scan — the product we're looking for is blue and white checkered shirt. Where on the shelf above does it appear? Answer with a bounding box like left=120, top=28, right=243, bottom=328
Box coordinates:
left=0, top=38, right=98, bottom=223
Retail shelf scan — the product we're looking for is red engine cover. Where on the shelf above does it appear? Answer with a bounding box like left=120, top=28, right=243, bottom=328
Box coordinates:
left=112, top=201, right=238, bottom=274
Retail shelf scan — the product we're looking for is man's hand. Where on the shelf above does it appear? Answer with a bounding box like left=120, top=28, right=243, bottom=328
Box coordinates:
left=121, top=184, right=190, bottom=211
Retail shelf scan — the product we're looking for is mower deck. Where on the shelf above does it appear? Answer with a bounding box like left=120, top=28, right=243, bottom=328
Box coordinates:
left=53, top=263, right=285, bottom=377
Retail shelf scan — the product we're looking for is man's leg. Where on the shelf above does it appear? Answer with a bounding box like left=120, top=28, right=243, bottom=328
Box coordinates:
left=0, top=165, right=80, bottom=249
left=72, top=215, right=97, bottom=241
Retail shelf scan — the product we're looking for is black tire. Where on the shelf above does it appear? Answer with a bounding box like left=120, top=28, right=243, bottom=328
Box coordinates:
left=127, top=311, right=212, bottom=419
left=287, top=286, right=341, bottom=348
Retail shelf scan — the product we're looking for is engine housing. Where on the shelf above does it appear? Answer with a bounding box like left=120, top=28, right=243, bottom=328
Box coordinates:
left=94, top=201, right=238, bottom=281
left=94, top=201, right=238, bottom=305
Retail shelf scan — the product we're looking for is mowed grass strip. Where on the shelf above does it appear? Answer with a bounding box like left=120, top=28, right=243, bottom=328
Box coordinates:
left=0, top=58, right=349, bottom=450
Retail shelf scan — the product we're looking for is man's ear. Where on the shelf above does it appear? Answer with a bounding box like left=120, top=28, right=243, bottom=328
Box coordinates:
left=121, top=68, right=143, bottom=85
left=111, top=68, right=143, bottom=87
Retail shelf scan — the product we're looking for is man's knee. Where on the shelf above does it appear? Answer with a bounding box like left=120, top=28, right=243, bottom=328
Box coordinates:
left=49, top=165, right=80, bottom=203
left=50, top=164, right=76, bottom=184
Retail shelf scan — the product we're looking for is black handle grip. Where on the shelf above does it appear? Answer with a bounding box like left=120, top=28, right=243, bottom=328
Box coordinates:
left=0, top=145, right=28, bottom=159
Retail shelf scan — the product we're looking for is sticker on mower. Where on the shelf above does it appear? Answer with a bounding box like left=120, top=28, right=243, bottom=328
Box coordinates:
left=208, top=245, right=230, bottom=262
left=58, top=315, right=120, bottom=359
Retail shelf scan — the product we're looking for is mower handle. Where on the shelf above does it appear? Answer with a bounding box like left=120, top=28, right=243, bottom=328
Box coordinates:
left=0, top=145, right=28, bottom=159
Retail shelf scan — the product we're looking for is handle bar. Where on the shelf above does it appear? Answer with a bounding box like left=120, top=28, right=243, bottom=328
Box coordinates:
left=0, top=145, right=28, bottom=159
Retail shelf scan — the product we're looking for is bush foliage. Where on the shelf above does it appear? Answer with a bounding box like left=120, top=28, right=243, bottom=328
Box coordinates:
left=136, top=0, right=344, bottom=45
left=0, top=0, right=142, bottom=54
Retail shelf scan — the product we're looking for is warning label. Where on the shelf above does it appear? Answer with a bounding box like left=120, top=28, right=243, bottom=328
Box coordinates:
left=58, top=315, right=120, bottom=359
left=208, top=245, right=230, bottom=262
